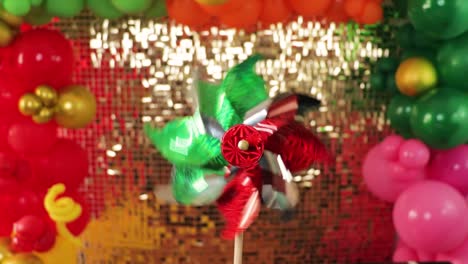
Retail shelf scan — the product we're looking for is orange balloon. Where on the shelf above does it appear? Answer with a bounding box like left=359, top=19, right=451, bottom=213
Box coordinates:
left=288, top=0, right=333, bottom=17
left=166, top=0, right=212, bottom=28
left=359, top=0, right=382, bottom=24
left=198, top=0, right=243, bottom=16
left=325, top=0, right=349, bottom=24
left=260, top=0, right=292, bottom=25
left=343, top=0, right=366, bottom=18
left=219, top=0, right=261, bottom=29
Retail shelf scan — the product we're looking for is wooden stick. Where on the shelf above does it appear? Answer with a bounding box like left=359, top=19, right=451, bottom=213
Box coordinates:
left=233, top=232, right=244, bottom=264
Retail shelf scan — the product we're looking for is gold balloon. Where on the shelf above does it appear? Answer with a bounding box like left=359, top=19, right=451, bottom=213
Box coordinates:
left=35, top=85, right=58, bottom=107
left=395, top=57, right=438, bottom=96
left=32, top=108, right=55, bottom=124
left=0, top=9, right=23, bottom=27
left=0, top=20, right=14, bottom=47
left=2, top=254, right=44, bottom=264
left=0, top=238, right=12, bottom=261
left=56, top=85, right=97, bottom=129
left=19, top=94, right=43, bottom=116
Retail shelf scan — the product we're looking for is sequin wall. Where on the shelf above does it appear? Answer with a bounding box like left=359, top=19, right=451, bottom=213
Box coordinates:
left=54, top=12, right=395, bottom=264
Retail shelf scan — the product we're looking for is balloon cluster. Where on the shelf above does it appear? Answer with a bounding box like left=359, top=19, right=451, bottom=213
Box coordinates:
left=146, top=55, right=329, bottom=239
left=365, top=0, right=468, bottom=262
left=0, top=28, right=94, bottom=263
left=167, top=0, right=383, bottom=31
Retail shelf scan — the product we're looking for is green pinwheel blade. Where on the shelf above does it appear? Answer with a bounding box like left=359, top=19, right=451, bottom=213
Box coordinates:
left=221, top=54, right=269, bottom=118
left=144, top=116, right=224, bottom=167
left=171, top=166, right=227, bottom=205
left=196, top=80, right=242, bottom=131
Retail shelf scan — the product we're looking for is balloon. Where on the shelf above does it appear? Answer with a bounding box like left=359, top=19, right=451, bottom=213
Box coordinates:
left=393, top=181, right=468, bottom=253
left=259, top=0, right=292, bottom=25
left=376, top=57, right=398, bottom=73
left=429, top=145, right=468, bottom=195
left=11, top=215, right=56, bottom=253
left=18, top=94, right=43, bottom=116
left=197, top=0, right=243, bottom=16
left=2, top=0, right=31, bottom=16
left=144, top=0, right=167, bottom=18
left=16, top=191, right=43, bottom=217
left=65, top=193, right=90, bottom=236
left=357, top=0, right=383, bottom=24
left=0, top=75, right=27, bottom=115
left=36, top=236, right=79, bottom=264
left=396, top=23, right=414, bottom=49
left=6, top=29, right=74, bottom=90
left=288, top=0, right=332, bottom=18
left=323, top=0, right=349, bottom=24
left=393, top=240, right=418, bottom=262
left=31, top=139, right=88, bottom=191
left=437, top=238, right=468, bottom=264
left=195, top=0, right=227, bottom=4
left=86, top=0, right=124, bottom=19
left=0, top=238, right=12, bottom=261
left=401, top=48, right=437, bottom=63
left=410, top=88, right=468, bottom=149
left=0, top=20, right=15, bottom=47
left=2, top=254, right=44, bottom=264
left=408, top=0, right=468, bottom=39
left=55, top=85, right=96, bottom=129
left=369, top=73, right=385, bottom=91
left=437, top=31, right=468, bottom=91
left=0, top=8, right=24, bottom=27
left=395, top=57, right=437, bottom=96
left=24, top=6, right=53, bottom=26
left=7, top=118, right=58, bottom=157
left=386, top=94, right=415, bottom=138
left=219, top=0, right=261, bottom=29
left=111, top=0, right=153, bottom=14
left=344, top=0, right=366, bottom=18
left=362, top=135, right=429, bottom=202
left=45, top=0, right=84, bottom=17
left=166, top=0, right=212, bottom=29
left=34, top=86, right=58, bottom=107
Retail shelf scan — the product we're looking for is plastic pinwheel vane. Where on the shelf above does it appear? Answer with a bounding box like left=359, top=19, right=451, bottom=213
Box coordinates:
left=145, top=55, right=329, bottom=262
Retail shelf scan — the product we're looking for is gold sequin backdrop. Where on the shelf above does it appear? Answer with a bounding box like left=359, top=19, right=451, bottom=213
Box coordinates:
left=54, top=11, right=395, bottom=264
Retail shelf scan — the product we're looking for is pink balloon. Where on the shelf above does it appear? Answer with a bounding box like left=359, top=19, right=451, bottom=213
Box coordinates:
left=437, top=238, right=468, bottom=264
left=362, top=135, right=429, bottom=202
left=429, top=145, right=468, bottom=195
left=393, top=240, right=418, bottom=262
left=393, top=181, right=468, bottom=253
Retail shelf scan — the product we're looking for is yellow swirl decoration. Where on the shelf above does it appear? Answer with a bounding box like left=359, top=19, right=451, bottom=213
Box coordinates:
left=44, top=184, right=83, bottom=247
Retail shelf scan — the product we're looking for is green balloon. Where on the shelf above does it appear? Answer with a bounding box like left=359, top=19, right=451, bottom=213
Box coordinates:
left=437, top=31, right=468, bottom=91
left=46, top=0, right=84, bottom=17
left=31, top=0, right=43, bottom=6
left=369, top=73, right=386, bottom=91
left=410, top=88, right=468, bottom=149
left=144, top=0, right=166, bottom=18
left=408, top=0, right=468, bottom=39
left=393, top=0, right=407, bottom=17
left=396, top=23, right=414, bottom=49
left=86, top=0, right=123, bottom=19
left=401, top=48, right=437, bottom=64
left=3, top=0, right=31, bottom=16
left=171, top=166, right=226, bottom=206
left=111, top=0, right=153, bottom=14
left=387, top=94, right=415, bottom=138
left=25, top=6, right=53, bottom=25
left=376, top=57, right=398, bottom=73
left=385, top=73, right=399, bottom=94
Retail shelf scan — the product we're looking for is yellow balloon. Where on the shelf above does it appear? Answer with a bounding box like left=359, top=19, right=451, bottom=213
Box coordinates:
left=2, top=254, right=44, bottom=264
left=0, top=20, right=14, bottom=47
left=0, top=8, right=23, bottom=27
left=194, top=0, right=227, bottom=5
left=19, top=94, right=43, bottom=116
left=0, top=238, right=12, bottom=261
left=395, top=57, right=438, bottom=97
left=36, top=236, right=79, bottom=264
left=35, top=85, right=58, bottom=107
left=56, top=85, right=97, bottom=129
left=32, top=108, right=55, bottom=124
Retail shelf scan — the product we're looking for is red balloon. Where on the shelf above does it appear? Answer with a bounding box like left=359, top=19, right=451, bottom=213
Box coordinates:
left=0, top=193, right=20, bottom=236
left=288, top=0, right=333, bottom=17
left=7, top=118, right=58, bottom=157
left=11, top=215, right=56, bottom=253
left=260, top=0, right=292, bottom=25
left=0, top=114, right=21, bottom=150
left=0, top=75, right=28, bottom=116
left=66, top=192, right=90, bottom=236
left=31, top=139, right=88, bottom=191
left=16, top=190, right=44, bottom=217
left=4, top=29, right=74, bottom=90
left=324, top=0, right=349, bottom=24
left=219, top=0, right=262, bottom=29
left=166, top=0, right=213, bottom=29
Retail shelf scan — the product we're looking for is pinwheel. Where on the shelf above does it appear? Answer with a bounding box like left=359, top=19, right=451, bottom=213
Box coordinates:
left=145, top=55, right=329, bottom=263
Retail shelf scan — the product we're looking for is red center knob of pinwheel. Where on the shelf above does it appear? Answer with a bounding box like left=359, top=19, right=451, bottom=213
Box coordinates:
left=221, top=124, right=264, bottom=168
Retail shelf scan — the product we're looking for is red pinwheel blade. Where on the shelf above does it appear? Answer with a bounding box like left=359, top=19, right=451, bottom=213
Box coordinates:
left=217, top=167, right=262, bottom=240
